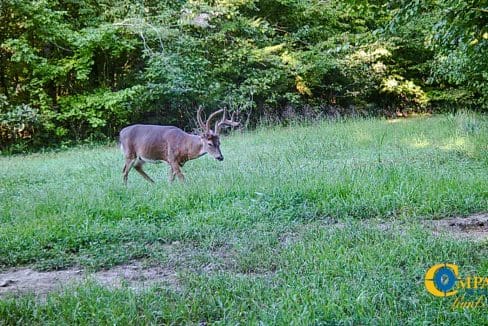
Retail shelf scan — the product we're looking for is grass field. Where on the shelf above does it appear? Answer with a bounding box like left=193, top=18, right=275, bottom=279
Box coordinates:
left=0, top=113, right=487, bottom=324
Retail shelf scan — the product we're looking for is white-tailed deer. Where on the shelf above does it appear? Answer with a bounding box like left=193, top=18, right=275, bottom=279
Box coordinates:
left=119, top=108, right=239, bottom=184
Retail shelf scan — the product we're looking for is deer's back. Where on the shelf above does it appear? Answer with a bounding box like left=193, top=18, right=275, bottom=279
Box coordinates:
left=119, top=124, right=188, bottom=161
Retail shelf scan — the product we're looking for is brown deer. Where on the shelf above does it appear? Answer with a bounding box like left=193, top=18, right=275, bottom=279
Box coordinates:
left=119, top=108, right=239, bottom=184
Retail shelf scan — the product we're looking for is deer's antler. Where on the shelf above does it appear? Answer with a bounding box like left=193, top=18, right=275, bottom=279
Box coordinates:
left=215, top=109, right=240, bottom=134
left=196, top=106, right=206, bottom=130
left=205, top=109, right=224, bottom=132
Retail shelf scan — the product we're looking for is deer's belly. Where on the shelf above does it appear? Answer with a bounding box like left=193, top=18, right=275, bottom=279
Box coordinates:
left=138, top=156, right=165, bottom=164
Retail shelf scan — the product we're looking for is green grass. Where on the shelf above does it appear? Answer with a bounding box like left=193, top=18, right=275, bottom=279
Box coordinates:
left=0, top=113, right=487, bottom=324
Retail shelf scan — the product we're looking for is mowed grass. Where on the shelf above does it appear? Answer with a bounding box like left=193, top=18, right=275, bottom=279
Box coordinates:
left=0, top=113, right=487, bottom=324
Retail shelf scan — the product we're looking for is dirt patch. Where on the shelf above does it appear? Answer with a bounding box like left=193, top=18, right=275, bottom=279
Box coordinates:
left=0, top=262, right=177, bottom=299
left=426, top=213, right=488, bottom=241
left=276, top=214, right=488, bottom=244
left=0, top=240, right=264, bottom=299
left=91, top=262, right=178, bottom=289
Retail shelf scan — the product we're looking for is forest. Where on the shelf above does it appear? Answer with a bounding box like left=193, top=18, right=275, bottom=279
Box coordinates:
left=0, top=0, right=487, bottom=151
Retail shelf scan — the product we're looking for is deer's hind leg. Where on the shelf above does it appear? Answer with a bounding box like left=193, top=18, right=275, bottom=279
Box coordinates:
left=134, top=159, right=155, bottom=183
left=122, top=157, right=136, bottom=185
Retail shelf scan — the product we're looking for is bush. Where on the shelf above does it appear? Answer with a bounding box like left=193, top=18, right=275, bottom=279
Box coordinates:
left=0, top=96, right=40, bottom=150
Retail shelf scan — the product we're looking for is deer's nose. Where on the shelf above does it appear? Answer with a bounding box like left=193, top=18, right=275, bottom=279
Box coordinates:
left=216, top=156, right=224, bottom=161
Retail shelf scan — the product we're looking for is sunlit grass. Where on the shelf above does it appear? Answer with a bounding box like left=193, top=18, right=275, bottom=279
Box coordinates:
left=0, top=113, right=487, bottom=323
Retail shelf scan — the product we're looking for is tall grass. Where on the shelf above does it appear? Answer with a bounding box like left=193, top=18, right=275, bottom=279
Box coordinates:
left=0, top=113, right=487, bottom=324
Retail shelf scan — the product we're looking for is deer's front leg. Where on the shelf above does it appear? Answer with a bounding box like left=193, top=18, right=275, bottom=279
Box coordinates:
left=169, top=162, right=185, bottom=182
left=169, top=165, right=175, bottom=182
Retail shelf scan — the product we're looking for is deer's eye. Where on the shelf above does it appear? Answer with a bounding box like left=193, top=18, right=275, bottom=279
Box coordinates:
left=208, top=143, right=213, bottom=147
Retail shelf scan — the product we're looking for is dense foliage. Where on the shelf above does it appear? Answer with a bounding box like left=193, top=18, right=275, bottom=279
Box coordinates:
left=0, top=0, right=486, bottom=151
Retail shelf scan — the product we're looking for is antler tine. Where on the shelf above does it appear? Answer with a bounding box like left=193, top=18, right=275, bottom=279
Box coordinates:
left=229, top=111, right=238, bottom=125
left=196, top=106, right=206, bottom=130
left=215, top=109, right=240, bottom=134
left=205, top=109, right=224, bottom=131
left=214, top=109, right=227, bottom=134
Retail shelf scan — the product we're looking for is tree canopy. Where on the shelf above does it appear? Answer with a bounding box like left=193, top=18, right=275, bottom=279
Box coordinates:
left=0, top=0, right=486, bottom=151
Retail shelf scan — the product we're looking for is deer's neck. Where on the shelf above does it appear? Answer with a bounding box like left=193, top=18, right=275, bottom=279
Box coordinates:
left=188, top=134, right=206, bottom=159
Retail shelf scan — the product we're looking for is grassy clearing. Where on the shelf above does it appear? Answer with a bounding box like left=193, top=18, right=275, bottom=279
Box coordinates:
left=0, top=113, right=487, bottom=324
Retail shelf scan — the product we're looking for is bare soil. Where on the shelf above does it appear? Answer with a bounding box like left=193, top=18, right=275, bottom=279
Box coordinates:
left=0, top=262, right=177, bottom=299
left=426, top=213, right=488, bottom=241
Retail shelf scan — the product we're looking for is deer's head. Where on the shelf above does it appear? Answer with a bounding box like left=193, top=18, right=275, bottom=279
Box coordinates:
left=197, top=107, right=239, bottom=161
